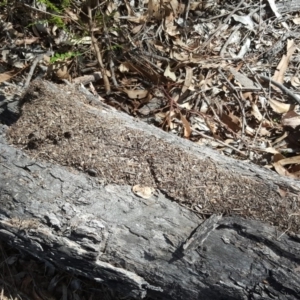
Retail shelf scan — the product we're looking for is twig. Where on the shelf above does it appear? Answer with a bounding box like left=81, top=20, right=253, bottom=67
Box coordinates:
left=87, top=5, right=111, bottom=94
left=198, top=3, right=266, bottom=21
left=218, top=68, right=247, bottom=137
left=259, top=0, right=262, bottom=38
left=141, top=51, right=171, bottom=63
left=139, top=56, right=164, bottom=73
left=73, top=72, right=102, bottom=85
left=23, top=3, right=83, bottom=29
left=23, top=3, right=67, bottom=18
left=200, top=0, right=245, bottom=50
left=197, top=130, right=247, bottom=157
left=183, top=0, right=191, bottom=27
left=252, top=111, right=267, bottom=146
left=258, top=75, right=300, bottom=105
left=24, top=54, right=45, bottom=89
left=233, top=93, right=246, bottom=137
left=109, top=58, right=118, bottom=87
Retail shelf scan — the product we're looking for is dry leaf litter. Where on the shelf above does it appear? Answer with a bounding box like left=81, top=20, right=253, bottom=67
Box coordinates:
left=1, top=0, right=300, bottom=177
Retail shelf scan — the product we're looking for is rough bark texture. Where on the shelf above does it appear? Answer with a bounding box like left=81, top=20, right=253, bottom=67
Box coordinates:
left=1, top=81, right=300, bottom=299
left=276, top=0, right=300, bottom=13
left=5, top=80, right=300, bottom=233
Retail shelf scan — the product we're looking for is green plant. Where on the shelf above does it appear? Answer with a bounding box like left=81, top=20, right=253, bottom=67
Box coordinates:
left=50, top=51, right=81, bottom=63
left=0, top=0, right=8, bottom=7
left=36, top=0, right=72, bottom=28
left=37, top=0, right=71, bottom=12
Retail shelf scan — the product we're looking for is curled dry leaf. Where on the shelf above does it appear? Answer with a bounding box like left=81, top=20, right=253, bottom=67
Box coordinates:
left=119, top=63, right=130, bottom=73
left=269, top=98, right=292, bottom=114
left=131, top=24, right=143, bottom=34
left=257, top=147, right=279, bottom=154
left=272, top=152, right=300, bottom=178
left=292, top=17, right=300, bottom=24
left=251, top=103, right=263, bottom=121
left=164, top=64, right=176, bottom=81
left=15, top=37, right=39, bottom=45
left=220, top=113, right=240, bottom=133
left=0, top=70, right=18, bottom=83
left=282, top=111, right=300, bottom=128
left=251, top=104, right=272, bottom=128
left=258, top=127, right=270, bottom=137
left=164, top=11, right=179, bottom=36
left=272, top=40, right=296, bottom=86
left=181, top=67, right=193, bottom=94
left=291, top=76, right=300, bottom=88
left=132, top=185, right=155, bottom=199
left=123, top=88, right=148, bottom=99
left=179, top=112, right=191, bottom=138
left=65, top=8, right=79, bottom=21
left=230, top=67, right=258, bottom=89
left=276, top=155, right=300, bottom=166
left=245, top=125, right=255, bottom=136
left=273, top=162, right=296, bottom=178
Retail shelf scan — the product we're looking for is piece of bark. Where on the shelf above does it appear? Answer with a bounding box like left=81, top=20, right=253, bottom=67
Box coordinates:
left=1, top=80, right=300, bottom=299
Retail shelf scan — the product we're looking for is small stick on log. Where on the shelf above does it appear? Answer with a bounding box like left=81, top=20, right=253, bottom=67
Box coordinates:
left=87, top=5, right=111, bottom=94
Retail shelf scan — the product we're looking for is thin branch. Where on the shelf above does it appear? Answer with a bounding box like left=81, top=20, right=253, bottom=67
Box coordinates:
left=258, top=75, right=300, bottom=105
left=218, top=68, right=247, bottom=137
left=24, top=54, right=45, bottom=88
left=183, top=0, right=191, bottom=27
left=87, top=5, right=111, bottom=94
left=196, top=130, right=248, bottom=157
left=109, top=58, right=118, bottom=87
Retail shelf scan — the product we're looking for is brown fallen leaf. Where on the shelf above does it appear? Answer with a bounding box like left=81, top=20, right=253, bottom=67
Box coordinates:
left=256, top=147, right=279, bottom=154
left=164, top=64, right=176, bottom=81
left=181, top=67, right=193, bottom=94
left=273, top=153, right=286, bottom=162
left=269, top=98, right=293, bottom=114
left=272, top=40, right=296, bottom=85
left=251, top=103, right=263, bottom=121
left=230, top=67, right=259, bottom=89
left=15, top=37, right=39, bottom=45
left=220, top=113, right=241, bottom=133
left=273, top=162, right=296, bottom=178
left=291, top=76, right=300, bottom=88
left=179, top=111, right=191, bottom=138
left=276, top=155, right=300, bottom=166
left=282, top=111, right=300, bottom=128
left=132, top=185, right=155, bottom=199
left=0, top=70, right=20, bottom=83
left=123, top=88, right=148, bottom=99
left=258, top=127, right=270, bottom=136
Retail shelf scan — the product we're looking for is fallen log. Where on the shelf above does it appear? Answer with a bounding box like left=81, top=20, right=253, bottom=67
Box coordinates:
left=0, top=80, right=300, bottom=299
